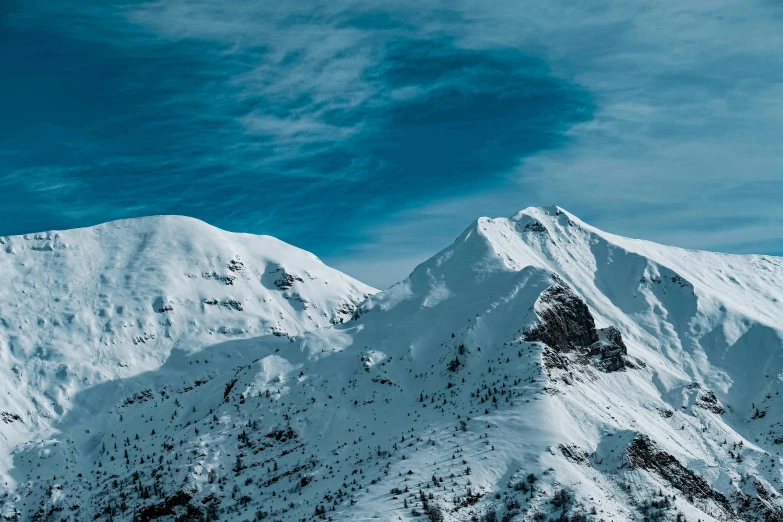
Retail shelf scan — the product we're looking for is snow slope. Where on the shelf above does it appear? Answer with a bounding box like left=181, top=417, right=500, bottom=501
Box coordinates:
left=0, top=215, right=374, bottom=510
left=2, top=207, right=783, bottom=522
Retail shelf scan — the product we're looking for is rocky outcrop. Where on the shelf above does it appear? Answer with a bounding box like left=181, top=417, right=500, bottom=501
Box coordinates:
left=0, top=411, right=22, bottom=424
left=626, top=435, right=734, bottom=517
left=273, top=270, right=304, bottom=290
left=591, top=327, right=628, bottom=372
left=523, top=220, right=548, bottom=234
left=559, top=444, right=590, bottom=464
left=524, top=282, right=598, bottom=351
left=525, top=280, right=627, bottom=372
left=696, top=390, right=726, bottom=415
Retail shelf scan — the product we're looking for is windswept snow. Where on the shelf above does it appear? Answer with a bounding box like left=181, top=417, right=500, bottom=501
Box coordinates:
left=1, top=207, right=783, bottom=522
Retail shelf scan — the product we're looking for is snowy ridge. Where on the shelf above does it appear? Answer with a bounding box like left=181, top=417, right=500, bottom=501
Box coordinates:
left=2, top=208, right=783, bottom=522
left=0, top=215, right=374, bottom=510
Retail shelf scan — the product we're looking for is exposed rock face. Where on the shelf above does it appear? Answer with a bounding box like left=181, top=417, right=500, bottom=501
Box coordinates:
left=626, top=435, right=734, bottom=517
left=559, top=444, right=590, bottom=464
left=331, top=301, right=360, bottom=324
left=273, top=270, right=304, bottom=290
left=524, top=282, right=598, bottom=351
left=592, top=327, right=628, bottom=372
left=523, top=220, right=548, bottom=233
left=696, top=390, right=726, bottom=415
left=524, top=281, right=627, bottom=372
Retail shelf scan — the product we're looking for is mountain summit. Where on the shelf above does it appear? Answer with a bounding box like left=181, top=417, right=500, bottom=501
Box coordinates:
left=0, top=215, right=374, bottom=483
left=2, top=209, right=782, bottom=522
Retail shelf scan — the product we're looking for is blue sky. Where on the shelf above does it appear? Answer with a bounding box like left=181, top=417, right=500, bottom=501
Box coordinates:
left=2, top=0, right=782, bottom=288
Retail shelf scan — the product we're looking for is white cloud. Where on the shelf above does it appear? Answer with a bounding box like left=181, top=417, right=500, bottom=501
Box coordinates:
left=12, top=0, right=782, bottom=287
left=340, top=0, right=783, bottom=285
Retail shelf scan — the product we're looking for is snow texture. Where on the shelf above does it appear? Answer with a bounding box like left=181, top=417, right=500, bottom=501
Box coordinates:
left=1, top=207, right=782, bottom=522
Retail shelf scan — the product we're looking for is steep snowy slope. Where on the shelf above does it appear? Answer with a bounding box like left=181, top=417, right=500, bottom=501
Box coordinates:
left=0, top=215, right=374, bottom=509
left=3, top=207, right=783, bottom=522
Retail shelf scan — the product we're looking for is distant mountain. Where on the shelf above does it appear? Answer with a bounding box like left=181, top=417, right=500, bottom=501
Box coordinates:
left=2, top=207, right=782, bottom=522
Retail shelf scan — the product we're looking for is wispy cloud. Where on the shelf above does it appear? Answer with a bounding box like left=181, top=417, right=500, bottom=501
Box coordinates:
left=2, top=0, right=781, bottom=288
left=330, top=0, right=783, bottom=285
left=1, top=0, right=590, bottom=260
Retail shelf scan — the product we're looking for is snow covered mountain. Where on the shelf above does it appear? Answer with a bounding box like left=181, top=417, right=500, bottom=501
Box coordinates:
left=0, top=215, right=374, bottom=511
left=2, top=207, right=783, bottom=522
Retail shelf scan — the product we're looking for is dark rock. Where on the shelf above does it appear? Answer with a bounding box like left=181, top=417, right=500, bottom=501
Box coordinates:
left=737, top=481, right=783, bottom=522
left=138, top=490, right=201, bottom=522
left=696, top=390, right=725, bottom=415
left=591, top=327, right=628, bottom=372
left=121, top=389, right=154, bottom=406
left=559, top=444, right=589, bottom=464
left=223, top=300, right=244, bottom=311
left=227, top=259, right=244, bottom=272
left=525, top=280, right=627, bottom=372
left=524, top=282, right=598, bottom=351
left=202, top=271, right=236, bottom=285
left=626, top=434, right=734, bottom=517
left=523, top=220, right=548, bottom=233
left=274, top=270, right=304, bottom=290
left=0, top=412, right=22, bottom=424
left=224, top=378, right=237, bottom=400
left=331, top=301, right=360, bottom=324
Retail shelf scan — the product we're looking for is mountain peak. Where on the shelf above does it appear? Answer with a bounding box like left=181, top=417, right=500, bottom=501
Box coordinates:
left=2, top=211, right=783, bottom=522
left=510, top=205, right=588, bottom=229
left=6, top=213, right=219, bottom=240
left=0, top=215, right=375, bottom=424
